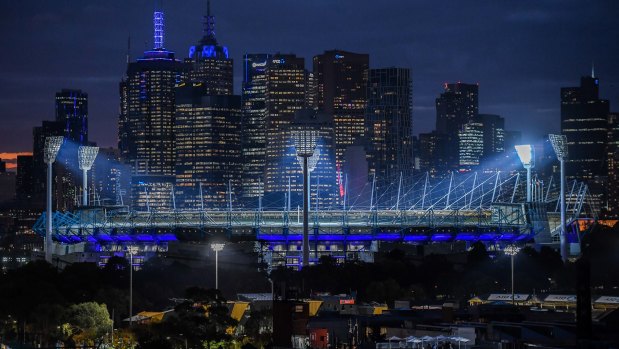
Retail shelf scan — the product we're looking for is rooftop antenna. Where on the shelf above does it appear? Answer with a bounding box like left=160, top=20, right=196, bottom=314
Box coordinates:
left=153, top=11, right=164, bottom=49
left=591, top=61, right=595, bottom=78
left=126, top=35, right=131, bottom=63
left=203, top=0, right=216, bottom=41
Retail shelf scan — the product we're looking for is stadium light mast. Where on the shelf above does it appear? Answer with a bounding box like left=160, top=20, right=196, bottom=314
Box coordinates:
left=505, top=245, right=521, bottom=305
left=210, top=243, right=225, bottom=290
left=78, top=146, right=99, bottom=207
left=293, top=126, right=318, bottom=268
left=515, top=144, right=535, bottom=202
left=549, top=134, right=569, bottom=262
left=43, top=136, right=63, bottom=263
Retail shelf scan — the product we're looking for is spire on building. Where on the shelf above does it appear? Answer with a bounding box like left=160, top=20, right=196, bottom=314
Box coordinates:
left=153, top=11, right=164, bottom=49
left=591, top=61, right=595, bottom=78
left=202, top=0, right=217, bottom=44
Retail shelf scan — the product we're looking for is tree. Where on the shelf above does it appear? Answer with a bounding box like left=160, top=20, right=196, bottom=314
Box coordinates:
left=62, top=302, right=113, bottom=349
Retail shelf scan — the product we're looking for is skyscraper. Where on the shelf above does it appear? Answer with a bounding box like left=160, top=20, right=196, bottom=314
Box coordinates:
left=175, top=84, right=242, bottom=209
left=458, top=117, right=484, bottom=171
left=313, top=50, right=369, bottom=166
left=607, top=112, right=619, bottom=217
left=185, top=0, right=233, bottom=95
left=16, top=155, right=34, bottom=202
left=478, top=114, right=505, bottom=163
left=366, top=67, right=413, bottom=184
left=118, top=10, right=188, bottom=210
left=241, top=54, right=271, bottom=201
left=265, top=109, right=338, bottom=209
left=561, top=74, right=609, bottom=180
left=55, top=89, right=88, bottom=144
left=435, top=82, right=479, bottom=170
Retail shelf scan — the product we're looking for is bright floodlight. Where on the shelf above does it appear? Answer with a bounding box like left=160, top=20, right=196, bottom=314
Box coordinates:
left=297, top=147, right=320, bottom=172
left=78, top=146, right=99, bottom=170
left=514, top=144, right=534, bottom=168
left=210, top=243, right=225, bottom=252
left=549, top=134, right=568, bottom=161
left=504, top=245, right=521, bottom=256
left=293, top=127, right=318, bottom=157
left=44, top=136, right=64, bottom=164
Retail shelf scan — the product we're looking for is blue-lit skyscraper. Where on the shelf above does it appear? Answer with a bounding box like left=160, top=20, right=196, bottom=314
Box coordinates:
left=55, top=89, right=88, bottom=145
left=186, top=0, right=233, bottom=95
left=119, top=10, right=188, bottom=210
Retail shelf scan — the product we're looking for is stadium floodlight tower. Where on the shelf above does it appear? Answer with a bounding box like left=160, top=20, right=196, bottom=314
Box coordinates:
left=549, top=134, right=569, bottom=262
left=210, top=243, right=225, bottom=290
left=515, top=144, right=535, bottom=202
left=504, top=245, right=521, bottom=305
left=78, top=146, right=99, bottom=207
left=43, top=136, right=63, bottom=263
left=293, top=125, right=318, bottom=268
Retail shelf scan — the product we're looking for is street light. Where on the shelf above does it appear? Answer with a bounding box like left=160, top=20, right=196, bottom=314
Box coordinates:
left=78, top=146, right=99, bottom=207
left=43, top=136, right=63, bottom=263
left=126, top=245, right=139, bottom=326
left=504, top=245, right=521, bottom=305
left=515, top=144, right=535, bottom=202
left=210, top=243, right=225, bottom=290
left=293, top=126, right=318, bottom=268
left=549, top=134, right=569, bottom=262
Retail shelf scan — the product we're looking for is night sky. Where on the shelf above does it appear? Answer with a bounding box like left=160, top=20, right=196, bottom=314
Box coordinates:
left=1, top=0, right=618, bottom=153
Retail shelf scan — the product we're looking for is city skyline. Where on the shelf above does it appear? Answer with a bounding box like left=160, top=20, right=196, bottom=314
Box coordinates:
left=1, top=1, right=619, bottom=152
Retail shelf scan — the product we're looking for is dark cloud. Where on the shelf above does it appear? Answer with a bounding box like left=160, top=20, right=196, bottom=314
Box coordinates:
left=0, top=0, right=617, bottom=151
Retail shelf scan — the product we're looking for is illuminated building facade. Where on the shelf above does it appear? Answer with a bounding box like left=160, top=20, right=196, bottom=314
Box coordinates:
left=118, top=11, right=188, bottom=210
left=313, top=50, right=369, bottom=165
left=458, top=117, right=484, bottom=171
left=436, top=82, right=479, bottom=170
left=175, top=84, right=242, bottom=209
left=264, top=54, right=308, bottom=202
left=185, top=1, right=232, bottom=95
left=366, top=67, right=413, bottom=185
left=607, top=112, right=619, bottom=217
left=561, top=74, right=609, bottom=180
left=241, top=54, right=271, bottom=200
left=265, top=109, right=338, bottom=209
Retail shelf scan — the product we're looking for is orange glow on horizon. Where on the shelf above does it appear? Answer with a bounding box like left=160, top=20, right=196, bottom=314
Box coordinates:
left=0, top=152, right=33, bottom=171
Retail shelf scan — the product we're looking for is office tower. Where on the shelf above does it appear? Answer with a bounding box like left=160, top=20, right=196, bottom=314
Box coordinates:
left=478, top=114, right=505, bottom=162
left=16, top=155, right=34, bottom=202
left=366, top=67, right=413, bottom=184
left=241, top=54, right=271, bottom=200
left=265, top=109, right=338, bottom=209
left=458, top=117, right=484, bottom=171
left=435, top=83, right=479, bottom=170
left=118, top=10, right=188, bottom=210
left=313, top=50, right=369, bottom=165
left=417, top=131, right=450, bottom=176
left=186, top=0, right=233, bottom=95
left=561, top=73, right=610, bottom=180
left=175, top=84, right=242, bottom=209
left=0, top=160, right=5, bottom=173
left=607, top=113, right=619, bottom=217
left=55, top=89, right=88, bottom=144
left=263, top=55, right=309, bottom=203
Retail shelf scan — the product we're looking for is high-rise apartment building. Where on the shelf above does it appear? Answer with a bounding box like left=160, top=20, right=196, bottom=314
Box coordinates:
left=185, top=1, right=233, bottom=95
left=366, top=67, right=413, bottom=184
left=561, top=74, right=609, bottom=180
left=478, top=114, right=505, bottom=163
left=313, top=50, right=369, bottom=165
left=118, top=11, right=188, bottom=210
left=241, top=54, right=272, bottom=200
left=458, top=118, right=484, bottom=171
left=175, top=85, right=242, bottom=209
